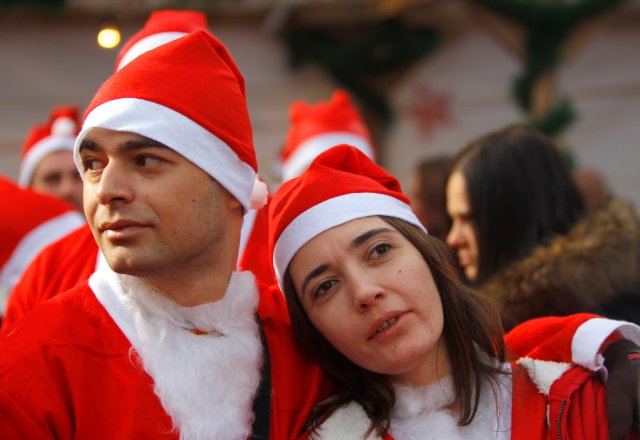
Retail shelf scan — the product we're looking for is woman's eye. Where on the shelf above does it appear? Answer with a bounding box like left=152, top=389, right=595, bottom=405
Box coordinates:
left=313, top=280, right=337, bottom=299
left=370, top=243, right=391, bottom=259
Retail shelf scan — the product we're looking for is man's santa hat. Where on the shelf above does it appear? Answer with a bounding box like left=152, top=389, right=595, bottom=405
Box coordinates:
left=0, top=176, right=84, bottom=312
left=280, top=89, right=376, bottom=182
left=115, top=9, right=208, bottom=71
left=75, top=30, right=266, bottom=212
left=19, top=106, right=81, bottom=187
left=269, top=144, right=424, bottom=286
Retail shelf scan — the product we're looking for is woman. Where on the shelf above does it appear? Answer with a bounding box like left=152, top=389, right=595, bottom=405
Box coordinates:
left=445, top=125, right=640, bottom=330
left=268, top=144, right=639, bottom=439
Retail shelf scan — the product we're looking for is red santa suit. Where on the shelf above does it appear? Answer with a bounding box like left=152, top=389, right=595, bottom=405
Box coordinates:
left=302, top=314, right=640, bottom=439
left=0, top=176, right=84, bottom=316
left=2, top=224, right=99, bottom=331
left=238, top=198, right=277, bottom=288
left=0, top=265, right=332, bottom=439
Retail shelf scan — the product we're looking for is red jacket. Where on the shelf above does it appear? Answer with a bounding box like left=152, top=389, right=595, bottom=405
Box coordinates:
left=0, top=281, right=333, bottom=439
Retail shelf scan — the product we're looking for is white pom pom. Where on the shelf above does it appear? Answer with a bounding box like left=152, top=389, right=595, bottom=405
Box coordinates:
left=249, top=176, right=268, bottom=210
left=51, top=117, right=76, bottom=136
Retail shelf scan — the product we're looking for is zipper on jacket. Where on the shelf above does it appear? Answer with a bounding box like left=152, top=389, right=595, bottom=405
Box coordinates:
left=556, top=399, right=567, bottom=440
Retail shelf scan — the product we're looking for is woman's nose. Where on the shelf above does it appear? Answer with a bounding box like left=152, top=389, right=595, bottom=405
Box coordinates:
left=351, top=278, right=384, bottom=312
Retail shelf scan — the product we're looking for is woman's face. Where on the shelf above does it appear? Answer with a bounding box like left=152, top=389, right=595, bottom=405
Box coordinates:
left=289, top=216, right=449, bottom=386
left=446, top=171, right=479, bottom=281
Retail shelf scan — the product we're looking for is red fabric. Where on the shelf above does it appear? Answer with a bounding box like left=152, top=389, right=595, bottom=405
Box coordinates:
left=239, top=199, right=277, bottom=287
left=86, top=30, right=256, bottom=172
left=282, top=89, right=373, bottom=162
left=21, top=106, right=80, bottom=159
left=269, top=145, right=409, bottom=256
left=2, top=224, right=98, bottom=332
left=0, top=282, right=332, bottom=439
left=505, top=313, right=600, bottom=363
left=115, top=10, right=208, bottom=70
left=510, top=363, right=611, bottom=439
left=0, top=176, right=80, bottom=269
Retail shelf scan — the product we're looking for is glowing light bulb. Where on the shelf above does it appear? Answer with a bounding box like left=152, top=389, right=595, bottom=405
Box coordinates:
left=97, top=25, right=121, bottom=49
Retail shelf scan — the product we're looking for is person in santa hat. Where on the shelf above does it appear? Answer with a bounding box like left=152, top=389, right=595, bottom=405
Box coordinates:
left=0, top=175, right=84, bottom=318
left=1, top=9, right=213, bottom=331
left=19, top=105, right=84, bottom=211
left=0, top=30, right=331, bottom=439
left=267, top=144, right=640, bottom=439
left=238, top=88, right=376, bottom=287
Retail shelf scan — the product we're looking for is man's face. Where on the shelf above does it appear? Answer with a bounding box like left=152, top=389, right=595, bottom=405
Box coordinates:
left=79, top=128, right=242, bottom=287
left=30, top=150, right=83, bottom=211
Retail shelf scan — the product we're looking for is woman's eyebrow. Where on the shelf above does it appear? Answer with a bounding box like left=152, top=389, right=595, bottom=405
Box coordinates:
left=350, top=228, right=394, bottom=249
left=301, top=264, right=330, bottom=297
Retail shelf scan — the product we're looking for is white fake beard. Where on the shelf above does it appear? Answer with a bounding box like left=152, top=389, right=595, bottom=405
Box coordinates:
left=118, top=271, right=263, bottom=440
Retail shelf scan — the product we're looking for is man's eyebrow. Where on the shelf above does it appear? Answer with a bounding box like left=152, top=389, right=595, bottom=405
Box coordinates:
left=350, top=228, right=394, bottom=249
left=300, top=263, right=330, bottom=297
left=122, top=137, right=170, bottom=151
left=78, top=137, right=170, bottom=154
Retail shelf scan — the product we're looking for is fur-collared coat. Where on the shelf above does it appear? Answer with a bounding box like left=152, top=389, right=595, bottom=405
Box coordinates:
left=482, top=198, right=640, bottom=331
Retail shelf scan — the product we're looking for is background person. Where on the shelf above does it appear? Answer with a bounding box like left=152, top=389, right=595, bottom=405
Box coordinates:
left=18, top=105, right=83, bottom=211
left=445, top=125, right=640, bottom=330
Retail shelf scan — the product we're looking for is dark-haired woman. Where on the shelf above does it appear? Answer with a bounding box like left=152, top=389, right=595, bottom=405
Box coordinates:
left=268, top=144, right=639, bottom=439
left=446, top=125, right=640, bottom=331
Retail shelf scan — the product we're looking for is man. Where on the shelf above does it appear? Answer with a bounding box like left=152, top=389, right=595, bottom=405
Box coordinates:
left=0, top=30, right=329, bottom=439
left=1, top=9, right=211, bottom=331
left=19, top=106, right=84, bottom=210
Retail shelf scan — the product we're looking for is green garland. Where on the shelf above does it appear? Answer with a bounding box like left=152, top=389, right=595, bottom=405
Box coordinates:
left=474, top=0, right=626, bottom=137
left=286, top=17, right=439, bottom=125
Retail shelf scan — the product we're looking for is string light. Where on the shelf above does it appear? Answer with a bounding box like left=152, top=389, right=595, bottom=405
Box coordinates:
left=97, top=20, right=121, bottom=49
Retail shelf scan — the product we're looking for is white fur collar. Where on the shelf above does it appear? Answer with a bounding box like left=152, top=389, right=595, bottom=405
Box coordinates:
left=90, top=268, right=262, bottom=440
left=516, top=358, right=571, bottom=396
left=391, top=372, right=512, bottom=440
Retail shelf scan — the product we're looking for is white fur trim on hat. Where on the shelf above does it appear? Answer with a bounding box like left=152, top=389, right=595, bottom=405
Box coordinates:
left=19, top=135, right=77, bottom=186
left=117, top=32, right=188, bottom=71
left=0, top=211, right=84, bottom=313
left=273, top=192, right=425, bottom=285
left=75, top=98, right=257, bottom=212
left=281, top=132, right=375, bottom=182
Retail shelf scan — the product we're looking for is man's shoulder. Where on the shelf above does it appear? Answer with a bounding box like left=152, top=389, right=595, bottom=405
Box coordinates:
left=0, top=283, right=128, bottom=366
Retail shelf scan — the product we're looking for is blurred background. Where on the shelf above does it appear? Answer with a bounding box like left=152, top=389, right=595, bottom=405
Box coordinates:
left=1, top=0, right=639, bottom=206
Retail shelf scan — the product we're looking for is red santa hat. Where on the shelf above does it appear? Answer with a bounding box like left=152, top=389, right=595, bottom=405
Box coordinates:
left=115, top=9, right=208, bottom=71
left=75, top=30, right=266, bottom=212
left=0, top=176, right=84, bottom=311
left=19, top=105, right=81, bottom=187
left=281, top=89, right=376, bottom=182
left=269, top=144, right=424, bottom=286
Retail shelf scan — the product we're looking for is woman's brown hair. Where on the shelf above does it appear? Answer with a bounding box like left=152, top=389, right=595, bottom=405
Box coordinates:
left=282, top=216, right=506, bottom=437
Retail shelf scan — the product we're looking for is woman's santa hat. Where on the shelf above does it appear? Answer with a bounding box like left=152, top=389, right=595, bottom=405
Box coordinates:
left=269, top=144, right=424, bottom=286
left=280, top=89, right=376, bottom=182
left=19, top=106, right=80, bottom=187
left=75, top=30, right=266, bottom=212
left=0, top=176, right=84, bottom=312
left=115, top=9, right=209, bottom=71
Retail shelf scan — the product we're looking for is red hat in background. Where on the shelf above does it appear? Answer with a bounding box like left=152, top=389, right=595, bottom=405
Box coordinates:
left=76, top=30, right=266, bottom=212
left=116, top=9, right=209, bottom=71
left=281, top=89, right=376, bottom=182
left=269, top=144, right=424, bottom=286
left=19, top=105, right=81, bottom=187
left=0, top=175, right=84, bottom=312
